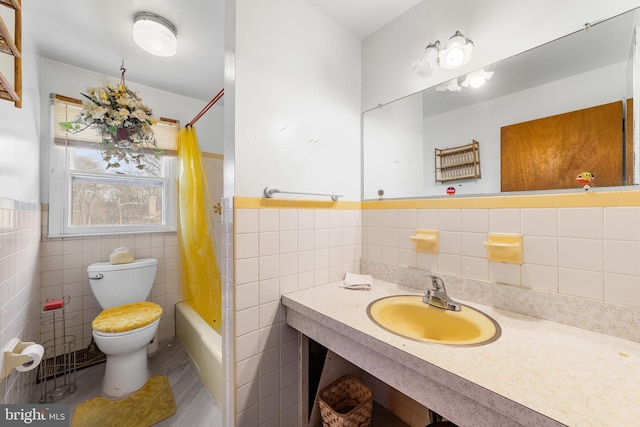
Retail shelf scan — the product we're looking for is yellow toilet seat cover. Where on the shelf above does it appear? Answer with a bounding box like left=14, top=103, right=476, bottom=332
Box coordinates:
left=93, top=301, right=162, bottom=333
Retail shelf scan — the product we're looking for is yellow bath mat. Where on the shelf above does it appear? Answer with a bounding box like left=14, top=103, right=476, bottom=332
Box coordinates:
left=72, top=375, right=176, bottom=427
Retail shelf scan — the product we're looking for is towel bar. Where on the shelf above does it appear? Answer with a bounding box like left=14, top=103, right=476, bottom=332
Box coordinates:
left=263, top=186, right=343, bottom=201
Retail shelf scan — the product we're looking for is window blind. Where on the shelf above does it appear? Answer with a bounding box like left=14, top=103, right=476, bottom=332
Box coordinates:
left=51, top=93, right=179, bottom=155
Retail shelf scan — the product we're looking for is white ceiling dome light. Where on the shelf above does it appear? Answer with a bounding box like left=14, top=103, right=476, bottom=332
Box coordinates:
left=133, top=12, right=178, bottom=57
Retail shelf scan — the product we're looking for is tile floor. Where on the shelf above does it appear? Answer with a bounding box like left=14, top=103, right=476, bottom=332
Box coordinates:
left=44, top=339, right=222, bottom=426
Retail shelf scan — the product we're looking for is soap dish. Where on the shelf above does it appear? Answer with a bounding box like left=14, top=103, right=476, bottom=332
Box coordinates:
left=410, top=229, right=439, bottom=254
left=483, top=233, right=522, bottom=264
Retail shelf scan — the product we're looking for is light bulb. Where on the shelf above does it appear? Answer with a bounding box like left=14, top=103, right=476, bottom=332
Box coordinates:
left=412, top=41, right=440, bottom=79
left=438, top=31, right=473, bottom=70
left=461, top=69, right=494, bottom=88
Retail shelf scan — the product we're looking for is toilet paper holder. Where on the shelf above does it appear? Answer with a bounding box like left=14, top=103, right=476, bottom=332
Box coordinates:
left=1, top=338, right=38, bottom=379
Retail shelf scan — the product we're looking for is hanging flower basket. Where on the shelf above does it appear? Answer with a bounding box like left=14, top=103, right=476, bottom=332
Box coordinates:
left=59, top=66, right=160, bottom=170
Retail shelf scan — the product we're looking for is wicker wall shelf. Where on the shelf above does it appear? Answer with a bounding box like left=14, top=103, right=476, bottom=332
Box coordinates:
left=435, top=139, right=481, bottom=183
left=0, top=0, right=20, bottom=106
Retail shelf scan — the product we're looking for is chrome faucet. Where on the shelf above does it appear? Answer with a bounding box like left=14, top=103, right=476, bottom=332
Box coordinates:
left=423, top=275, right=461, bottom=311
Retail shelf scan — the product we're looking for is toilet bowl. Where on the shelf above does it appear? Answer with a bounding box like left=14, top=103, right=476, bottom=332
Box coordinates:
left=93, top=317, right=160, bottom=399
left=87, top=259, right=161, bottom=399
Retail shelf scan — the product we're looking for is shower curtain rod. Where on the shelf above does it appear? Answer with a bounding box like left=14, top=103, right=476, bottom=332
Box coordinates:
left=188, top=88, right=224, bottom=127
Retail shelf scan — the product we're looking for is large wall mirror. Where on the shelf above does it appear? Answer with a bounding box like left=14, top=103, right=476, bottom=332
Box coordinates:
left=363, top=7, right=640, bottom=200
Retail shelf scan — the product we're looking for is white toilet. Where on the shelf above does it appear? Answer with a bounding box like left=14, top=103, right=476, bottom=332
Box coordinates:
left=87, top=258, right=162, bottom=399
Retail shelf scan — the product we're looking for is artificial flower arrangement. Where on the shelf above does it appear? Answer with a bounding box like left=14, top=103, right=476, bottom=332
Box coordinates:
left=60, top=82, right=160, bottom=170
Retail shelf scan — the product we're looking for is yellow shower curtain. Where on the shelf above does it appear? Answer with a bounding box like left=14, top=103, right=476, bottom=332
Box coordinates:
left=177, top=126, right=221, bottom=332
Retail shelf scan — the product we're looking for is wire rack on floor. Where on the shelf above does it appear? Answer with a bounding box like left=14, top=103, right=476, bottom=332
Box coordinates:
left=39, top=296, right=78, bottom=403
left=38, top=343, right=106, bottom=382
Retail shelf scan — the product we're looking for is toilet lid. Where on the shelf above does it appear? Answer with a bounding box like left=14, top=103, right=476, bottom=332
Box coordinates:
left=92, top=301, right=162, bottom=333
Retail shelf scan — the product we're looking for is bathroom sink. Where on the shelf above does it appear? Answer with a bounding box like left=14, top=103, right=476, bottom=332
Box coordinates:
left=367, top=295, right=501, bottom=346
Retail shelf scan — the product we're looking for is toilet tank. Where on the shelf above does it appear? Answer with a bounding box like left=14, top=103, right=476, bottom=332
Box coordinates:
left=87, top=258, right=158, bottom=309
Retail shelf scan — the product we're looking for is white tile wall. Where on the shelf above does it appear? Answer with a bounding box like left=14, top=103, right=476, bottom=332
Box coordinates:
left=559, top=268, right=603, bottom=300
left=397, top=209, right=417, bottom=229
left=521, top=264, right=558, bottom=292
left=523, top=236, right=558, bottom=266
left=417, top=209, right=438, bottom=228
left=439, top=231, right=461, bottom=255
left=230, top=202, right=640, bottom=426
left=222, top=196, right=235, bottom=427
left=489, top=209, right=520, bottom=233
left=605, top=273, right=640, bottom=307
left=461, top=209, right=488, bottom=232
left=559, top=208, right=603, bottom=239
left=461, top=256, right=488, bottom=280
left=438, top=209, right=461, bottom=231
left=605, top=207, right=640, bottom=240
left=234, top=206, right=361, bottom=426
left=362, top=206, right=640, bottom=309
left=559, top=238, right=603, bottom=271
left=489, top=262, right=521, bottom=286
left=0, top=201, right=41, bottom=404
left=605, top=240, right=640, bottom=276
left=461, top=232, right=487, bottom=258
left=522, top=208, right=558, bottom=236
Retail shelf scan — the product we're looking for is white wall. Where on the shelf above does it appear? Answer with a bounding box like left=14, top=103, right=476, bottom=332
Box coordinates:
left=0, top=36, right=40, bottom=203
left=229, top=0, right=362, bottom=425
left=233, top=0, right=361, bottom=201
left=362, top=0, right=640, bottom=110
left=38, top=59, right=224, bottom=202
left=363, top=93, right=424, bottom=199
left=0, top=32, right=42, bottom=404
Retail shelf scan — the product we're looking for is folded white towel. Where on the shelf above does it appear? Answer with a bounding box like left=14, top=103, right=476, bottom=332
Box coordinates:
left=340, top=272, right=373, bottom=290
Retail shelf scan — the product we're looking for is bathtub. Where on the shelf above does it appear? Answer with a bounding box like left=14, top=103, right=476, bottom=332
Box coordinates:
left=175, top=301, right=223, bottom=406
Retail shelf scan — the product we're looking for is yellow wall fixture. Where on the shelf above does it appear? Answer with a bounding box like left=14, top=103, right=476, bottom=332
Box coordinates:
left=178, top=126, right=221, bottom=333
left=483, top=233, right=522, bottom=264
left=410, top=229, right=439, bottom=253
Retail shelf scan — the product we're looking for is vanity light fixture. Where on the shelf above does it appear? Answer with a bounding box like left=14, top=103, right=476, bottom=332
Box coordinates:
left=413, top=30, right=473, bottom=78
left=133, top=12, right=178, bottom=57
left=461, top=68, right=494, bottom=88
left=439, top=31, right=473, bottom=69
left=412, top=41, right=441, bottom=78
left=435, top=78, right=462, bottom=92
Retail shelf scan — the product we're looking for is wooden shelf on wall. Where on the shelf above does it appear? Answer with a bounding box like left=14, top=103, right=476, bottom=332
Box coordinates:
left=0, top=15, right=19, bottom=57
left=0, top=0, right=20, bottom=107
left=0, top=0, right=20, bottom=10
left=0, top=69, right=19, bottom=101
left=435, top=139, right=481, bottom=183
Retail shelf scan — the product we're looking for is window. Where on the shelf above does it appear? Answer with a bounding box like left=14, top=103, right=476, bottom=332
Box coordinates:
left=48, top=94, right=178, bottom=236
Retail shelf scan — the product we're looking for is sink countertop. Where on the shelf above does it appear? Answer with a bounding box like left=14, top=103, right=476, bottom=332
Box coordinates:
left=282, top=279, right=640, bottom=427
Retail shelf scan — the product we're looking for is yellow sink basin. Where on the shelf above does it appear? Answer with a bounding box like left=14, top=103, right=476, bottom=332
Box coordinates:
left=367, top=295, right=501, bottom=346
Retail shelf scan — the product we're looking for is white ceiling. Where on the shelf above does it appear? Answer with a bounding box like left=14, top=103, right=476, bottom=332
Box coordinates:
left=24, top=0, right=422, bottom=103
left=306, top=0, right=423, bottom=39
left=25, top=0, right=225, bottom=102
